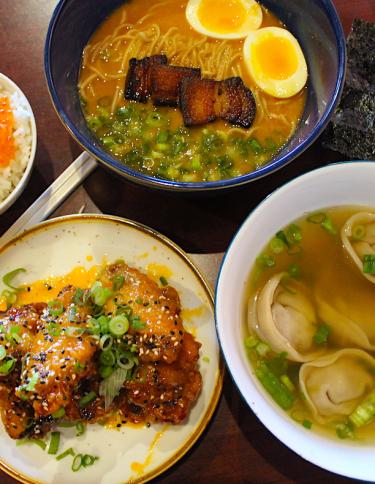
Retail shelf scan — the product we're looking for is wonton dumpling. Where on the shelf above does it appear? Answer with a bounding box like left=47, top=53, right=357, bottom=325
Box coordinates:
left=341, top=212, right=375, bottom=284
left=248, top=272, right=325, bottom=362
left=300, top=349, right=375, bottom=424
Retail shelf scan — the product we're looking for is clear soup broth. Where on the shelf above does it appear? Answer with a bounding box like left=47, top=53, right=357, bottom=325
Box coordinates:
left=246, top=207, right=375, bottom=442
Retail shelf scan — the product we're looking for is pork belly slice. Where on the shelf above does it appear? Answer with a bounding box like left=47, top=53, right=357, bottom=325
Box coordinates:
left=150, top=64, right=201, bottom=107
left=125, top=55, right=168, bottom=103
left=180, top=76, right=256, bottom=128
left=179, top=77, right=217, bottom=127
left=214, top=77, right=256, bottom=128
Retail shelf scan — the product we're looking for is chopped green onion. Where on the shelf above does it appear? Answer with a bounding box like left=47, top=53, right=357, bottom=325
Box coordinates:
left=97, top=315, right=109, bottom=334
left=79, top=391, right=97, bottom=408
left=82, top=454, right=98, bottom=467
left=48, top=431, right=61, bottom=455
left=0, top=345, right=5, bottom=361
left=56, top=447, right=75, bottom=461
left=276, top=230, right=290, bottom=249
left=256, top=254, right=275, bottom=269
left=349, top=389, right=375, bottom=428
left=48, top=323, right=61, bottom=338
left=87, top=318, right=101, bottom=335
left=245, top=335, right=259, bottom=350
left=265, top=352, right=288, bottom=377
left=159, top=276, right=168, bottom=286
left=100, top=349, right=116, bottom=366
left=255, top=342, right=270, bottom=357
left=100, top=365, right=114, bottom=379
left=302, top=419, right=312, bottom=429
left=16, top=438, right=46, bottom=451
left=109, top=314, right=129, bottom=337
left=25, top=371, right=39, bottom=391
left=286, top=224, right=302, bottom=244
left=288, top=263, right=301, bottom=279
left=280, top=375, right=295, bottom=392
left=269, top=237, right=286, bottom=254
left=363, top=254, right=375, bottom=275
left=73, top=288, right=84, bottom=306
left=68, top=306, right=77, bottom=322
left=65, top=326, right=85, bottom=337
left=9, top=325, right=22, bottom=343
left=57, top=422, right=76, bottom=428
left=255, top=362, right=294, bottom=410
left=99, top=367, right=128, bottom=410
left=352, top=224, right=366, bottom=241
left=130, top=316, right=145, bottom=331
left=48, top=300, right=64, bottom=317
left=336, top=421, right=355, bottom=439
left=117, top=351, right=135, bottom=370
left=1, top=289, right=17, bottom=306
left=112, top=275, right=125, bottom=291
left=76, top=422, right=86, bottom=437
left=135, top=297, right=143, bottom=304
left=307, top=212, right=326, bottom=224
left=3, top=268, right=26, bottom=290
left=100, top=334, right=113, bottom=351
left=0, top=356, right=15, bottom=375
left=52, top=407, right=65, bottom=419
left=72, top=454, right=83, bottom=472
left=321, top=216, right=337, bottom=235
left=313, top=324, right=330, bottom=345
left=90, top=282, right=113, bottom=307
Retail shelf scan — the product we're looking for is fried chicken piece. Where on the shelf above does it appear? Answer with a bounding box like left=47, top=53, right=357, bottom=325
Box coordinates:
left=214, top=77, right=256, bottom=128
left=119, top=333, right=202, bottom=424
left=150, top=64, right=201, bottom=107
left=102, top=262, right=185, bottom=364
left=179, top=77, right=217, bottom=127
left=125, top=55, right=168, bottom=103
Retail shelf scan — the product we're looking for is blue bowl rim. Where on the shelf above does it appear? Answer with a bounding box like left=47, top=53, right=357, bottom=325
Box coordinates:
left=214, top=159, right=375, bottom=474
left=44, top=0, right=347, bottom=191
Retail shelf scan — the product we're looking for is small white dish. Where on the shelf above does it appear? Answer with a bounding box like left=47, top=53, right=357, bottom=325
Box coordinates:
left=0, top=214, right=223, bottom=484
left=0, top=73, right=37, bottom=215
left=215, top=161, right=375, bottom=481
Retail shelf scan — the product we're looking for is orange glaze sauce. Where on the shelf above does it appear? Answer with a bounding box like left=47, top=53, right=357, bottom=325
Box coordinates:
left=131, top=425, right=169, bottom=475
left=17, top=266, right=99, bottom=306
left=79, top=0, right=307, bottom=177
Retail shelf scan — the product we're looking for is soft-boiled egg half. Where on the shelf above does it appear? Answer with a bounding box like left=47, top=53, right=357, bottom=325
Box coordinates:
left=243, top=27, right=308, bottom=98
left=186, top=0, right=263, bottom=40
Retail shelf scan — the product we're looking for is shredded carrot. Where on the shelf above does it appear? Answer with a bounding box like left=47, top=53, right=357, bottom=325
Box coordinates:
left=0, top=97, right=15, bottom=167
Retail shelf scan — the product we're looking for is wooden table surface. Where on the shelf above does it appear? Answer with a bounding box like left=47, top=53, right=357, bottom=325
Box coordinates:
left=1, top=1, right=374, bottom=483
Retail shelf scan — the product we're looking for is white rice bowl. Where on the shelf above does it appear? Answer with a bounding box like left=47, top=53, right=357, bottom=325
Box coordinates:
left=0, top=73, right=36, bottom=214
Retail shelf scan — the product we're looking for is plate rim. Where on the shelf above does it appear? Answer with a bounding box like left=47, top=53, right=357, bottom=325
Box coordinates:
left=0, top=213, right=225, bottom=484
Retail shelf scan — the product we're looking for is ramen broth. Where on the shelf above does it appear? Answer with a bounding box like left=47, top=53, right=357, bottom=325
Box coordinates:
left=79, top=0, right=306, bottom=182
left=246, top=207, right=375, bottom=442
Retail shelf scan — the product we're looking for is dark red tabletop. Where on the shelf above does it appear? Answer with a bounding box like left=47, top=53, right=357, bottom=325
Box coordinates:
left=0, top=1, right=374, bottom=483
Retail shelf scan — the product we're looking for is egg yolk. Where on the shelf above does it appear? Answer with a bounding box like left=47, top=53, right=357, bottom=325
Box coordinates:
left=0, top=97, right=15, bottom=167
left=197, top=0, right=247, bottom=34
left=252, top=36, right=298, bottom=80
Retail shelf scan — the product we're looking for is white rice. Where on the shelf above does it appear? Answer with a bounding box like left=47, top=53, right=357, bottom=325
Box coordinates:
left=0, top=86, right=32, bottom=203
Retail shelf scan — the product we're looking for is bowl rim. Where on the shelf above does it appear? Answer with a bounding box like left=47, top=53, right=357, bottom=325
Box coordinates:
left=0, top=73, right=37, bottom=213
left=215, top=160, right=375, bottom=480
left=44, top=0, right=346, bottom=192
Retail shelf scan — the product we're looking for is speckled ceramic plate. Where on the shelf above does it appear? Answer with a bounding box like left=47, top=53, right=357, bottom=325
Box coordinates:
left=0, top=214, right=223, bottom=484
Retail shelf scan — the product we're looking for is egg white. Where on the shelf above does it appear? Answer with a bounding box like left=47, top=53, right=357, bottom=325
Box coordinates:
left=243, top=27, right=308, bottom=98
left=186, top=0, right=263, bottom=40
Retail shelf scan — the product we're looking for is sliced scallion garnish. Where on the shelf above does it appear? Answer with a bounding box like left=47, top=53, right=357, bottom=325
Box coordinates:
left=363, top=254, right=375, bottom=274
left=48, top=300, right=64, bottom=317
left=79, top=391, right=97, bottom=409
left=56, top=447, right=75, bottom=461
left=76, top=422, right=86, bottom=437
left=48, top=431, right=61, bottom=455
left=108, top=314, right=129, bottom=337
left=90, top=282, right=113, bottom=307
left=159, top=276, right=168, bottom=286
left=3, top=268, right=26, bottom=290
left=313, top=324, right=330, bottom=345
left=321, top=215, right=337, bottom=235
left=307, top=212, right=326, bottom=224
left=349, top=389, right=375, bottom=428
left=72, top=453, right=83, bottom=472
left=16, top=438, right=46, bottom=451
left=0, top=356, right=15, bottom=375
left=52, top=407, right=65, bottom=419
left=112, top=275, right=125, bottom=291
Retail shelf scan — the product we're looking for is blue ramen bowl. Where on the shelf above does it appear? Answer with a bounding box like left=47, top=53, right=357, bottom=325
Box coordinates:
left=45, top=0, right=346, bottom=192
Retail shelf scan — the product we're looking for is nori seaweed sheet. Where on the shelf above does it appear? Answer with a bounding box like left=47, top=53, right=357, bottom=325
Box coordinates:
left=323, top=19, right=375, bottom=160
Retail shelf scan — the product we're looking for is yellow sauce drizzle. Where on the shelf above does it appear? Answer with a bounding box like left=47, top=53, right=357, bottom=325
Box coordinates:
left=86, top=255, right=93, bottom=262
left=17, top=266, right=99, bottom=305
left=130, top=425, right=169, bottom=475
left=137, top=252, right=149, bottom=259
left=181, top=306, right=204, bottom=322
left=146, top=263, right=173, bottom=283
